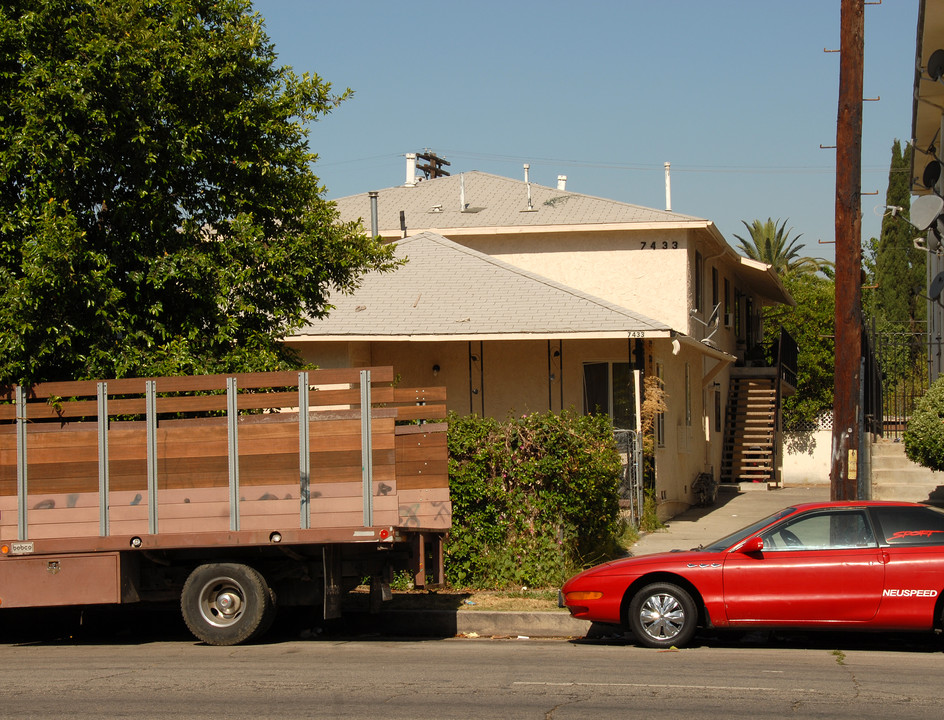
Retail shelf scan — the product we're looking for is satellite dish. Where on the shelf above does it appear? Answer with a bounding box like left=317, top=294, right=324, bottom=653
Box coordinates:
left=931, top=221, right=944, bottom=253
left=930, top=271, right=944, bottom=300
left=910, top=194, right=944, bottom=231
left=929, top=49, right=944, bottom=81
left=924, top=160, right=943, bottom=189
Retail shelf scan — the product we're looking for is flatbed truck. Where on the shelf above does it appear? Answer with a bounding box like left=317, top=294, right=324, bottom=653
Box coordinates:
left=0, top=367, right=449, bottom=644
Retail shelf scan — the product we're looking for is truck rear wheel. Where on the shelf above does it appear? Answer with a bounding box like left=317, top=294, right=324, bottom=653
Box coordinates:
left=181, top=563, right=274, bottom=646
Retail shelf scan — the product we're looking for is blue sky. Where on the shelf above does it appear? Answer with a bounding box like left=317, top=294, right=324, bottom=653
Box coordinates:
left=251, top=0, right=921, bottom=262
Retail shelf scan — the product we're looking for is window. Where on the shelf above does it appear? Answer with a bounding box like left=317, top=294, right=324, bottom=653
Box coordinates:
left=684, top=363, right=692, bottom=427
left=724, top=278, right=731, bottom=326
left=694, top=251, right=704, bottom=312
left=583, top=362, right=636, bottom=430
left=655, top=362, right=665, bottom=447
left=714, top=389, right=722, bottom=434
left=761, top=510, right=875, bottom=551
left=871, top=506, right=944, bottom=545
left=734, top=288, right=742, bottom=339
left=745, top=297, right=755, bottom=348
left=711, top=267, right=719, bottom=311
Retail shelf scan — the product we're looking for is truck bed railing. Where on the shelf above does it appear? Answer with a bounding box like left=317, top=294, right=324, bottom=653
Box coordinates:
left=0, top=368, right=449, bottom=551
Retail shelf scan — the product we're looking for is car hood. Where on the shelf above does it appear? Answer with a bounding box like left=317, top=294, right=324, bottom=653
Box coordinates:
left=565, top=549, right=727, bottom=584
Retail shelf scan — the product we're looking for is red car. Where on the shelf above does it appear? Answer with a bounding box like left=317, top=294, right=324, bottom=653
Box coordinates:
left=561, top=501, right=944, bottom=648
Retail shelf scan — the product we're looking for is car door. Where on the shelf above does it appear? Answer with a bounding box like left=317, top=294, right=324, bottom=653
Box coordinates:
left=722, top=508, right=885, bottom=623
left=870, top=505, right=944, bottom=628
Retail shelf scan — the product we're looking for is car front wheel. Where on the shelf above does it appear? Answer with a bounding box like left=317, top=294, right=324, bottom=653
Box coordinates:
left=627, top=582, right=698, bottom=649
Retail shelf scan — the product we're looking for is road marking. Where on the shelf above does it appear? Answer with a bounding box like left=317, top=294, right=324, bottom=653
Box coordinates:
left=514, top=682, right=780, bottom=692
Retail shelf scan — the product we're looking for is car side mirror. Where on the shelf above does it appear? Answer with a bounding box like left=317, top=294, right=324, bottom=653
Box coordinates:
left=738, top=536, right=764, bottom=553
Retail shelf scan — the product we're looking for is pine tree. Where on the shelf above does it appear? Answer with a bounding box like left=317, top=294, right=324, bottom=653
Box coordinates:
left=874, top=140, right=923, bottom=331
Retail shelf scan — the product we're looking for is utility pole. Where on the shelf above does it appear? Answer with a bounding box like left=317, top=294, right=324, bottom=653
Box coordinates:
left=416, top=150, right=451, bottom=179
left=831, top=0, right=864, bottom=500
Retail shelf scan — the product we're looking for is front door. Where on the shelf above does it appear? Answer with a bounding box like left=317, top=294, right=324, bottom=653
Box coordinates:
left=723, top=509, right=885, bottom=623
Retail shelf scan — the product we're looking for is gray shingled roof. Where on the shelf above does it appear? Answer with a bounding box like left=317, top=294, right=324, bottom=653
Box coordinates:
left=294, top=232, right=672, bottom=340
left=334, top=171, right=707, bottom=234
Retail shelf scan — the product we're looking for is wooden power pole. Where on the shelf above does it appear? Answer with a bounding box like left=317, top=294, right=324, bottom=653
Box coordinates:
left=831, top=0, right=864, bottom=500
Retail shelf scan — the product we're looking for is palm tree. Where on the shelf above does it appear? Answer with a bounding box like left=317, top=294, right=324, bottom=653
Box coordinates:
left=733, top=218, right=832, bottom=276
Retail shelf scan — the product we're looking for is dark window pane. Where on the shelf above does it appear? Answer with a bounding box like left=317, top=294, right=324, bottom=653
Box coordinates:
left=583, top=363, right=608, bottom=416
left=872, top=506, right=944, bottom=545
left=612, top=363, right=635, bottom=430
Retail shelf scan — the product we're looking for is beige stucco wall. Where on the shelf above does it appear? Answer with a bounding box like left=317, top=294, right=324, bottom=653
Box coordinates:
left=449, top=229, right=762, bottom=363
left=291, top=337, right=647, bottom=419
left=288, top=334, right=726, bottom=521
left=649, top=342, right=722, bottom=519
left=460, top=230, right=692, bottom=333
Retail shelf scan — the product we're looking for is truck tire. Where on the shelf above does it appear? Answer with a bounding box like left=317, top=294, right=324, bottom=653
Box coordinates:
left=181, top=563, right=274, bottom=646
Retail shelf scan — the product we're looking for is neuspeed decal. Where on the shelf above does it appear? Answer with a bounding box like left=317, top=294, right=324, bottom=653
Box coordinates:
left=882, top=589, right=939, bottom=598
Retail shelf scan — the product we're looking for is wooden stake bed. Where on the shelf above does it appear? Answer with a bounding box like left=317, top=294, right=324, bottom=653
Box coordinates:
left=0, top=368, right=450, bottom=555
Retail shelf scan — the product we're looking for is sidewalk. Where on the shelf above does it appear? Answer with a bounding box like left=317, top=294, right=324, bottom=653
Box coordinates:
left=630, top=483, right=829, bottom=556
left=362, top=483, right=830, bottom=640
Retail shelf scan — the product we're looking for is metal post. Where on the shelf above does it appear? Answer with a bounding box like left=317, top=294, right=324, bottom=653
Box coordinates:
left=831, top=0, right=864, bottom=500
left=146, top=381, right=159, bottom=534
left=97, top=382, right=110, bottom=536
left=360, top=370, right=373, bottom=527
left=227, top=376, right=240, bottom=531
left=298, top=372, right=311, bottom=530
left=15, top=385, right=27, bottom=541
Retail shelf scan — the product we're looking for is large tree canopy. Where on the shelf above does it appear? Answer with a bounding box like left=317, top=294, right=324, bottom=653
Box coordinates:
left=0, top=0, right=395, bottom=384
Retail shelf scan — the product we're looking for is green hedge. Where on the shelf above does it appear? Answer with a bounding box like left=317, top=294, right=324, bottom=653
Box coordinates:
left=904, top=376, right=944, bottom=471
left=445, top=410, right=624, bottom=588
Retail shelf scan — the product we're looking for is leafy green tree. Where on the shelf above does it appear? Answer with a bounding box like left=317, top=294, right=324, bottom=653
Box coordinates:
left=734, top=218, right=831, bottom=277
left=0, top=0, right=395, bottom=384
left=763, top=272, right=835, bottom=428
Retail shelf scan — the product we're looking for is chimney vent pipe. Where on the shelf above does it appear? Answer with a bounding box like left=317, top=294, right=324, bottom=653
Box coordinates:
left=368, top=191, right=379, bottom=238
left=524, top=164, right=533, bottom=210
left=405, top=153, right=417, bottom=187
left=664, top=162, right=672, bottom=212
left=557, top=175, right=567, bottom=191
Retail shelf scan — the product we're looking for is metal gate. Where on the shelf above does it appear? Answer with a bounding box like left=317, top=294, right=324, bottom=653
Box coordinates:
left=872, top=328, right=928, bottom=439
left=614, top=429, right=643, bottom=525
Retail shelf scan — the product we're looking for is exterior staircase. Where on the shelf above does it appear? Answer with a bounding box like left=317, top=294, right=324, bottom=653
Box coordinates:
left=871, top=441, right=944, bottom=505
left=721, top=376, right=778, bottom=486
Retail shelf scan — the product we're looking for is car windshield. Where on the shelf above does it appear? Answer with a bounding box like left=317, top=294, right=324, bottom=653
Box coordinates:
left=696, top=507, right=796, bottom=552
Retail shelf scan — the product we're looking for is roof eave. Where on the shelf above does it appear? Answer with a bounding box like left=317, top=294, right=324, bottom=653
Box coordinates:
left=287, top=329, right=675, bottom=343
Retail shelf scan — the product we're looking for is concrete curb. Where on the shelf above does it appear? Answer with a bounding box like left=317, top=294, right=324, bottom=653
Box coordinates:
left=345, top=610, right=591, bottom=638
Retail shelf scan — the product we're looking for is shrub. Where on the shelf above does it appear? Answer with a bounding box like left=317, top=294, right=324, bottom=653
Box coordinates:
left=445, top=410, right=624, bottom=588
left=904, top=376, right=944, bottom=471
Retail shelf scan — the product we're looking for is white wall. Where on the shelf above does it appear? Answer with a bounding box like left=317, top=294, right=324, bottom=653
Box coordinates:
left=781, top=430, right=831, bottom=485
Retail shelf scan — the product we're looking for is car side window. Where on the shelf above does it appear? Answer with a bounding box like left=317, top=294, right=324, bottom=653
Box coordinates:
left=871, top=506, right=944, bottom=546
left=761, top=510, right=875, bottom=551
